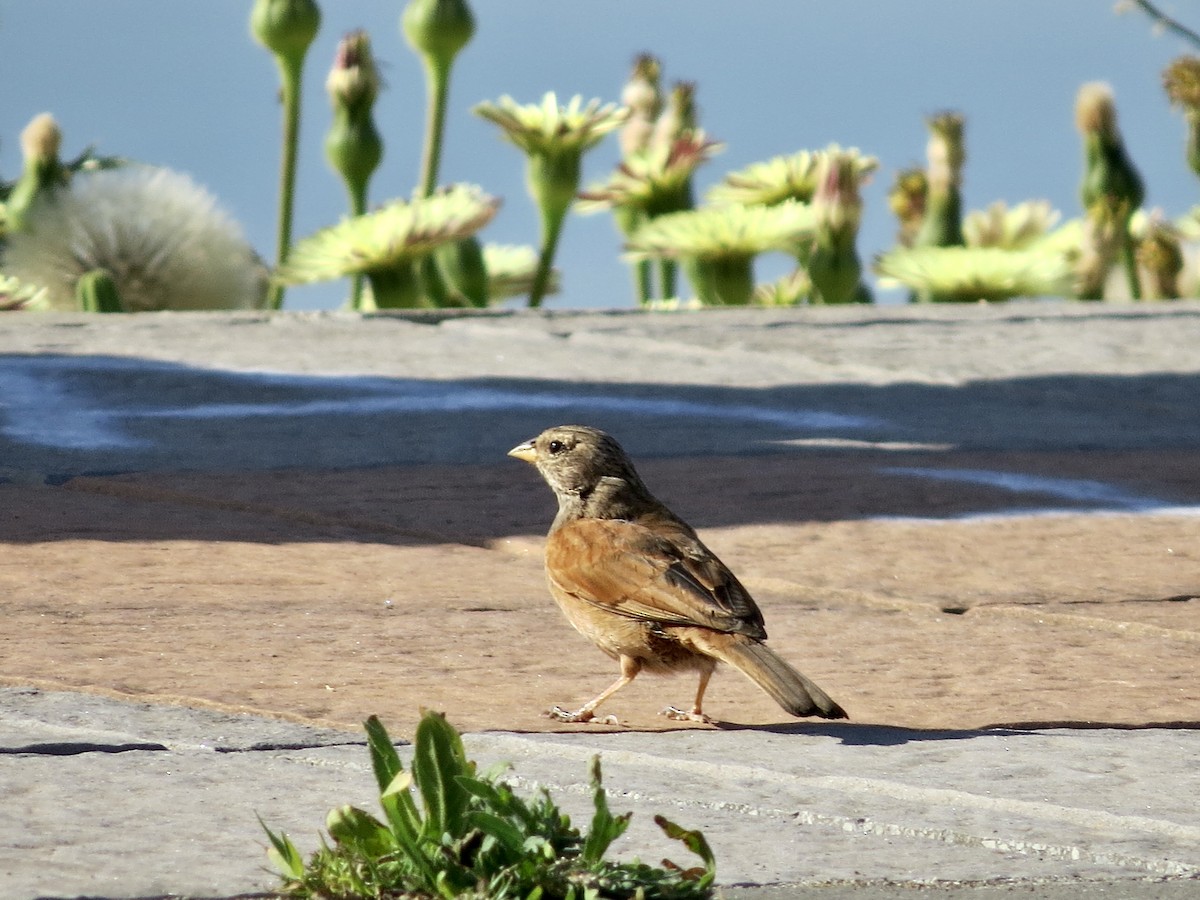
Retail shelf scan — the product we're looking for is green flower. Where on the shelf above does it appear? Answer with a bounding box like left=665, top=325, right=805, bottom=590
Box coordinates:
left=276, top=184, right=499, bottom=308
left=626, top=202, right=814, bottom=305
left=579, top=131, right=723, bottom=218
left=707, top=145, right=878, bottom=207
left=752, top=269, right=811, bottom=307
left=626, top=201, right=814, bottom=259
left=0, top=273, right=49, bottom=311
left=963, top=200, right=1062, bottom=250
left=875, top=246, right=1074, bottom=303
left=474, top=92, right=627, bottom=159
left=474, top=92, right=628, bottom=307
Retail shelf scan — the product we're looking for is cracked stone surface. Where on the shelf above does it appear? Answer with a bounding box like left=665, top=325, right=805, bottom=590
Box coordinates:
left=2, top=688, right=1199, bottom=898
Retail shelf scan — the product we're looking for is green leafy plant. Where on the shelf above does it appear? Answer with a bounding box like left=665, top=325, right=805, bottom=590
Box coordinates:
left=262, top=711, right=717, bottom=900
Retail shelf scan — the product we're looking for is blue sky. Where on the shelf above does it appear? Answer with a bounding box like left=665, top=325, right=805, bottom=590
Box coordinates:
left=1, top=1, right=1195, bottom=309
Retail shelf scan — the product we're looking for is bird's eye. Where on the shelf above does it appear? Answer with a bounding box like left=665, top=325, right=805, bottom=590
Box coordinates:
left=547, top=440, right=565, bottom=454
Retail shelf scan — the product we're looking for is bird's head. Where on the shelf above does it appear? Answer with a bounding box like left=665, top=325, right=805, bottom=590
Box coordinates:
left=508, top=424, right=652, bottom=519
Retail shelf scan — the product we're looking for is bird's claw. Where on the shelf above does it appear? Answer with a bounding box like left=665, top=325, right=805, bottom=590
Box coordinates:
left=660, top=706, right=714, bottom=724
left=547, top=706, right=619, bottom=725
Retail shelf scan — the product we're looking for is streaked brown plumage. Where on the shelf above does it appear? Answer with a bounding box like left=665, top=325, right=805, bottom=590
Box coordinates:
left=508, top=424, right=847, bottom=724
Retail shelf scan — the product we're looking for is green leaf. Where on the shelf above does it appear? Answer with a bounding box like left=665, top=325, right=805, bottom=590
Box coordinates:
left=380, top=768, right=425, bottom=840
left=459, top=774, right=541, bottom=831
left=377, top=790, right=442, bottom=891
left=654, top=816, right=717, bottom=888
left=412, top=710, right=473, bottom=840
left=582, top=755, right=631, bottom=864
left=466, top=810, right=529, bottom=857
left=257, top=815, right=306, bottom=880
left=326, top=804, right=396, bottom=857
left=364, top=714, right=405, bottom=794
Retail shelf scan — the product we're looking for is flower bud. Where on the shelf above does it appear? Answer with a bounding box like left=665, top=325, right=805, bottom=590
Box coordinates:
left=325, top=30, right=383, bottom=202
left=250, top=0, right=320, bottom=66
left=1136, top=218, right=1183, bottom=300
left=402, top=0, right=475, bottom=73
left=1163, top=56, right=1200, bottom=112
left=925, top=111, right=965, bottom=191
left=619, top=54, right=662, bottom=158
left=914, top=112, right=965, bottom=249
left=813, top=154, right=863, bottom=236
left=887, top=167, right=927, bottom=247
left=808, top=154, right=869, bottom=304
left=327, top=29, right=380, bottom=115
left=651, top=81, right=697, bottom=155
left=1163, top=56, right=1200, bottom=181
left=20, top=112, right=61, bottom=165
left=7, top=113, right=67, bottom=233
left=1076, top=82, right=1144, bottom=216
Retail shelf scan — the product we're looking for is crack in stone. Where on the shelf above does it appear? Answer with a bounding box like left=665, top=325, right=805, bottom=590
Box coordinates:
left=1, top=741, right=169, bottom=755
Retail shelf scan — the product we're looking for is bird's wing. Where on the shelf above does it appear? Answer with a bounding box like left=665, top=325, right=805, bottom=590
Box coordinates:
left=545, top=516, right=766, bottom=638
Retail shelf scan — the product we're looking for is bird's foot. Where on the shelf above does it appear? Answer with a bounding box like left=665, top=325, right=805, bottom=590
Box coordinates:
left=547, top=706, right=619, bottom=725
left=660, top=706, right=714, bottom=724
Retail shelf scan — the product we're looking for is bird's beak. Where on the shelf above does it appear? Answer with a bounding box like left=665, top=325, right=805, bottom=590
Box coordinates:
left=507, top=439, right=537, bottom=463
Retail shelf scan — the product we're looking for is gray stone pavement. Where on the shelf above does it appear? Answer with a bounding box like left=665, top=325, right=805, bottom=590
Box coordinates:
left=2, top=304, right=1199, bottom=898
left=0, top=304, right=1199, bottom=481
left=3, top=688, right=1199, bottom=899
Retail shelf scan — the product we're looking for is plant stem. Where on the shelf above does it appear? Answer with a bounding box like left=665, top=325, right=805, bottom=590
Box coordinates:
left=530, top=208, right=566, bottom=308
left=367, top=265, right=423, bottom=309
left=633, top=260, right=652, bottom=305
left=614, top=206, right=650, bottom=305
left=415, top=60, right=453, bottom=306
left=348, top=188, right=368, bottom=309
left=1120, top=226, right=1142, bottom=301
left=1128, top=0, right=1200, bottom=51
left=526, top=152, right=580, bottom=308
left=684, top=255, right=754, bottom=306
left=418, top=59, right=452, bottom=198
left=658, top=259, right=678, bottom=300
left=268, top=55, right=305, bottom=310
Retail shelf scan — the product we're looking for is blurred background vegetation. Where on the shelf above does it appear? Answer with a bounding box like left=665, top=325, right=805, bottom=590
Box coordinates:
left=2, top=0, right=1198, bottom=311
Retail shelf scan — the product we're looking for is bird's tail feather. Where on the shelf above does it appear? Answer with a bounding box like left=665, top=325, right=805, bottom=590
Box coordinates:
left=689, top=631, right=848, bottom=719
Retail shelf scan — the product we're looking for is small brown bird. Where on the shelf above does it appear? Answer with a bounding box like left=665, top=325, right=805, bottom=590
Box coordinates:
left=508, top=424, right=847, bottom=724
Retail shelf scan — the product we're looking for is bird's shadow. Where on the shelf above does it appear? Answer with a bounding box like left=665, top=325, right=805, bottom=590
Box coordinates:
left=706, top=720, right=1025, bottom=746
left=704, top=718, right=1200, bottom=746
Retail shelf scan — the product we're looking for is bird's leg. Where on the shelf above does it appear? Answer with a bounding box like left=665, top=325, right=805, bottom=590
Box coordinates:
left=549, top=656, right=641, bottom=724
left=660, top=666, right=716, bottom=724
